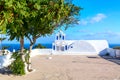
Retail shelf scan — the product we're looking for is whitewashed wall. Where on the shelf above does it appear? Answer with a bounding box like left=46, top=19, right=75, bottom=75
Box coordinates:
left=0, top=50, right=13, bottom=69
left=52, top=40, right=109, bottom=55
left=86, top=40, right=109, bottom=55
left=115, top=50, right=120, bottom=57
left=30, top=49, right=51, bottom=57
left=107, top=48, right=120, bottom=57
left=107, top=48, right=116, bottom=57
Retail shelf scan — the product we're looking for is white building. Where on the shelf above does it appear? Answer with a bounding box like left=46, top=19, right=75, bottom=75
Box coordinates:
left=52, top=31, right=109, bottom=55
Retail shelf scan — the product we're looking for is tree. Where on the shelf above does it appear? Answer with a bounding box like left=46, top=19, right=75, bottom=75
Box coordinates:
left=0, top=0, right=29, bottom=53
left=0, top=33, right=6, bottom=51
left=0, top=0, right=81, bottom=75
left=33, top=44, right=46, bottom=49
left=0, top=0, right=31, bottom=74
left=26, top=0, right=81, bottom=52
left=24, top=0, right=81, bottom=71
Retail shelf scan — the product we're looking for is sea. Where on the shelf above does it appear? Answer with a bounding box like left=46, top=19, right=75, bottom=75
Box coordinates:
left=1, top=43, right=52, bottom=52
left=0, top=43, right=120, bottom=52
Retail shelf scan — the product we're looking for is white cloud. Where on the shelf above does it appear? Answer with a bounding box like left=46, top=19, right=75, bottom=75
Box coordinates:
left=85, top=33, right=96, bottom=36
left=80, top=30, right=120, bottom=40
left=90, top=13, right=106, bottom=23
left=99, top=31, right=120, bottom=37
left=78, top=20, right=88, bottom=25
left=79, top=13, right=106, bottom=25
left=78, top=30, right=90, bottom=33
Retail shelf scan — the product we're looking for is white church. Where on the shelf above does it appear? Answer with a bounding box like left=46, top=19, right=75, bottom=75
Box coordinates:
left=52, top=31, right=109, bottom=55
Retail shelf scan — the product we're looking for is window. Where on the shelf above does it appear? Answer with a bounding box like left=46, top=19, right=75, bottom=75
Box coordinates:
left=65, top=45, right=67, bottom=50
left=59, top=34, right=61, bottom=39
left=53, top=45, right=55, bottom=50
left=56, top=36, right=58, bottom=40
left=56, top=46, right=59, bottom=51
left=61, top=46, right=64, bottom=51
left=62, top=36, right=64, bottom=40
left=71, top=46, right=73, bottom=48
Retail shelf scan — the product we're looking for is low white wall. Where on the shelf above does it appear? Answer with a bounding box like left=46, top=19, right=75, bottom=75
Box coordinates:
left=107, top=48, right=116, bottom=57
left=30, top=49, right=52, bottom=57
left=107, top=48, right=120, bottom=57
left=115, top=50, right=120, bottom=58
left=52, top=50, right=99, bottom=55
left=30, top=48, right=120, bottom=57
left=31, top=49, right=99, bottom=56
left=0, top=50, right=13, bottom=69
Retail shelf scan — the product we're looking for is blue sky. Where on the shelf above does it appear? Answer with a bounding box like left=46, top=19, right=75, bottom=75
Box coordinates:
left=3, top=0, right=120, bottom=44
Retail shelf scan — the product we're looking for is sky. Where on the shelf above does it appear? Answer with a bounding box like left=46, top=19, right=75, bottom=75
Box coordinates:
left=3, top=0, right=120, bottom=44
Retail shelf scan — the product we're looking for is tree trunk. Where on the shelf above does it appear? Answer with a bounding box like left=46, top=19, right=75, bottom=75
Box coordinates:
left=27, top=43, right=33, bottom=72
left=20, top=37, right=27, bottom=73
left=29, top=44, right=33, bottom=53
left=26, top=36, right=37, bottom=72
left=20, top=37, right=24, bottom=62
left=20, top=37, right=24, bottom=53
left=27, top=37, right=36, bottom=72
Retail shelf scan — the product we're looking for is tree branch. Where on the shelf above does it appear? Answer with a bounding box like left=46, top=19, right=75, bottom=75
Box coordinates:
left=26, top=35, right=33, bottom=44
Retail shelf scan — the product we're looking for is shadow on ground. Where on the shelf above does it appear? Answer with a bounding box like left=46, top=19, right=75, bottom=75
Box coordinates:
left=87, top=56, right=100, bottom=59
left=100, top=56, right=120, bottom=65
left=86, top=55, right=120, bottom=65
left=0, top=67, right=12, bottom=75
